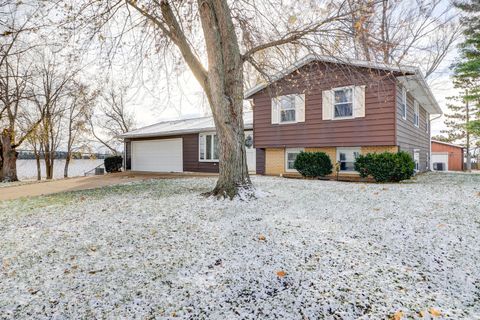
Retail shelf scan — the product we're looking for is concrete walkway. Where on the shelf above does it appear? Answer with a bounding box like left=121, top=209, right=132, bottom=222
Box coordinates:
left=0, top=172, right=216, bottom=201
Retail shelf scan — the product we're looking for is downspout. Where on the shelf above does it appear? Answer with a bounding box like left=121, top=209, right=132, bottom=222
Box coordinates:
left=430, top=114, right=442, bottom=171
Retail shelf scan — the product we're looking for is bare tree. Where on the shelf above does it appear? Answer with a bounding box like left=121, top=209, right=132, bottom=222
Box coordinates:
left=64, top=81, right=97, bottom=177
left=88, top=85, right=136, bottom=154
left=338, top=0, right=460, bottom=78
left=71, top=0, right=351, bottom=198
left=32, top=53, right=77, bottom=180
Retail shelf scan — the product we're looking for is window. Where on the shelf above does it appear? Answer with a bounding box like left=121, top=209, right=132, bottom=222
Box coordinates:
left=285, top=148, right=303, bottom=171
left=337, top=147, right=360, bottom=171
left=401, top=87, right=407, bottom=120
left=413, top=150, right=420, bottom=171
left=199, top=133, right=219, bottom=161
left=333, top=87, right=353, bottom=118
left=279, top=95, right=296, bottom=123
left=413, top=101, right=419, bottom=127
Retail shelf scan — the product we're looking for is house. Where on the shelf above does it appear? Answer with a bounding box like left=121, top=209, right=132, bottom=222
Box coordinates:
left=120, top=112, right=256, bottom=173
left=121, top=55, right=442, bottom=177
left=245, top=55, right=442, bottom=177
left=431, top=140, right=464, bottom=171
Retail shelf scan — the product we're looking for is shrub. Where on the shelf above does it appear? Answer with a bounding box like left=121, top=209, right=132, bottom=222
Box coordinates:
left=294, top=151, right=333, bottom=177
left=104, top=155, right=123, bottom=173
left=354, top=151, right=415, bottom=182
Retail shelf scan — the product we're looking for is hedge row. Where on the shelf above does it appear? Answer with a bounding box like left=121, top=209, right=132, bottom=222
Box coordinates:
left=293, top=151, right=415, bottom=182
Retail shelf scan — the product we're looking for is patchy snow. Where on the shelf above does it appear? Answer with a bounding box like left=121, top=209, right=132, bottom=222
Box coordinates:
left=0, top=172, right=479, bottom=319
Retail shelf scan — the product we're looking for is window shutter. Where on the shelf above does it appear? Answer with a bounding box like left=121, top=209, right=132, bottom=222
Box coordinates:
left=353, top=85, right=366, bottom=118
left=271, top=98, right=279, bottom=124
left=295, top=94, right=305, bottom=122
left=322, top=90, right=333, bottom=120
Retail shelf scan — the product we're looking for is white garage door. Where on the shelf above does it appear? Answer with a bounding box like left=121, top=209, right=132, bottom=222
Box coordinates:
left=131, top=138, right=183, bottom=172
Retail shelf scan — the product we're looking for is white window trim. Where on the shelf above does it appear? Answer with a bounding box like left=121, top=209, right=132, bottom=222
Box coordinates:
left=285, top=148, right=304, bottom=172
left=333, top=85, right=355, bottom=120
left=401, top=87, right=407, bottom=120
left=199, top=132, right=219, bottom=163
left=336, top=147, right=361, bottom=172
left=280, top=95, right=296, bottom=124
left=413, top=101, right=420, bottom=128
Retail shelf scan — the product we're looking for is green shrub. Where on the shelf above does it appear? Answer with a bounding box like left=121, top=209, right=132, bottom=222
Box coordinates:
left=104, top=155, right=123, bottom=173
left=294, top=151, right=333, bottom=177
left=354, top=151, right=415, bottom=182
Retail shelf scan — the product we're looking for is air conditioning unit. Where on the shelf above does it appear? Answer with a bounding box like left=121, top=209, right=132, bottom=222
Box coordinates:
left=433, top=162, right=445, bottom=171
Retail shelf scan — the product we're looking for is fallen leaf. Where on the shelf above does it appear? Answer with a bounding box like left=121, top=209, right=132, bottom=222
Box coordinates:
left=391, top=310, right=403, bottom=320
left=276, top=270, right=286, bottom=278
left=373, top=208, right=381, bottom=211
left=429, top=308, right=441, bottom=317
left=419, top=310, right=425, bottom=318
left=258, top=234, right=266, bottom=241
left=437, top=223, right=446, bottom=228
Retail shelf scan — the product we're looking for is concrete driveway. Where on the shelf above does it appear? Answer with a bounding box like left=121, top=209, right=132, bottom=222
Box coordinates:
left=0, top=172, right=216, bottom=201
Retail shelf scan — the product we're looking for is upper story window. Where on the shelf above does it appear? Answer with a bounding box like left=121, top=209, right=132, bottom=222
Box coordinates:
left=271, top=94, right=305, bottom=124
left=199, top=133, right=219, bottom=162
left=333, top=87, right=353, bottom=118
left=401, top=86, right=407, bottom=120
left=413, top=101, right=419, bottom=128
left=279, top=95, right=296, bottom=123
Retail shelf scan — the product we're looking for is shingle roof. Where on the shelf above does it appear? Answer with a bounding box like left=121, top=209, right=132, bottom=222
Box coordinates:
left=244, top=54, right=442, bottom=115
left=120, top=111, right=253, bottom=139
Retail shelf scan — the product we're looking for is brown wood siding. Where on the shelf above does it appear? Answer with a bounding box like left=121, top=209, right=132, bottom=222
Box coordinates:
left=256, top=148, right=265, bottom=174
left=431, top=142, right=464, bottom=171
left=182, top=134, right=219, bottom=173
left=251, top=61, right=397, bottom=149
left=395, top=83, right=431, bottom=171
left=129, top=134, right=219, bottom=173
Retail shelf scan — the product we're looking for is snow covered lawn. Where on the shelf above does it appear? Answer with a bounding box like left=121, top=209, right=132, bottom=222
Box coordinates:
left=1, top=173, right=479, bottom=319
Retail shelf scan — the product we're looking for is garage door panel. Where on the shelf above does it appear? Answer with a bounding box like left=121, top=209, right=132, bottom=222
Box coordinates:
left=132, top=139, right=183, bottom=172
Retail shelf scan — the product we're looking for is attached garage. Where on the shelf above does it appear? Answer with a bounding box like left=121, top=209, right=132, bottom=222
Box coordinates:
left=131, top=138, right=183, bottom=172
left=120, top=112, right=255, bottom=174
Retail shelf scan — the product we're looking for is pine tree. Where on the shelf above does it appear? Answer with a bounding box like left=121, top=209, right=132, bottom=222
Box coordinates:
left=442, top=0, right=480, bottom=170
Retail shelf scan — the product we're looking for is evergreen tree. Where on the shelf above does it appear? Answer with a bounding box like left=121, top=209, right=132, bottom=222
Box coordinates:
left=442, top=0, right=480, bottom=170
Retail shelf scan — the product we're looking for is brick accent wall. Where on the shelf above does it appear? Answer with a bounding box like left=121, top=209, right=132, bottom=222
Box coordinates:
left=264, top=145, right=399, bottom=176
left=361, top=146, right=399, bottom=154
left=265, top=148, right=285, bottom=175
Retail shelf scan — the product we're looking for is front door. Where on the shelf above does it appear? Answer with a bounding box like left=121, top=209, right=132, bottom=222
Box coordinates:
left=245, top=131, right=256, bottom=173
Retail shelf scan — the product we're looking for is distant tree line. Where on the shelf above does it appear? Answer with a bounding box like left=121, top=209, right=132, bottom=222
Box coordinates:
left=16, top=150, right=113, bottom=160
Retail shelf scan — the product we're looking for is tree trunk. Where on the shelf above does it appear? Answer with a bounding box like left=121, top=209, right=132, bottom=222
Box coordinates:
left=1, top=129, right=19, bottom=182
left=466, top=96, right=471, bottom=171
left=35, top=152, right=41, bottom=181
left=198, top=0, right=253, bottom=199
left=64, top=153, right=70, bottom=178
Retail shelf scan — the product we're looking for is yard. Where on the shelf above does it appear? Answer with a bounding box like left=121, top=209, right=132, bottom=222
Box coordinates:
left=0, top=173, right=479, bottom=319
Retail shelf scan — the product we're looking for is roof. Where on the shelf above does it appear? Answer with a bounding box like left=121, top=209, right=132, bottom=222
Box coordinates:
left=431, top=140, right=464, bottom=149
left=120, top=111, right=253, bottom=139
left=244, top=54, right=442, bottom=115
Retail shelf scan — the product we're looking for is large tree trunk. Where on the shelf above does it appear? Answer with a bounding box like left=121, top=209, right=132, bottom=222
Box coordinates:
left=1, top=129, right=19, bottom=182
left=198, top=0, right=252, bottom=199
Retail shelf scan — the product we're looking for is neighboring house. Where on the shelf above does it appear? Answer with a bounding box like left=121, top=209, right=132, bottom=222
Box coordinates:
left=121, top=55, right=442, bottom=177
left=431, top=140, right=464, bottom=171
left=245, top=55, right=442, bottom=176
left=119, top=112, right=255, bottom=173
